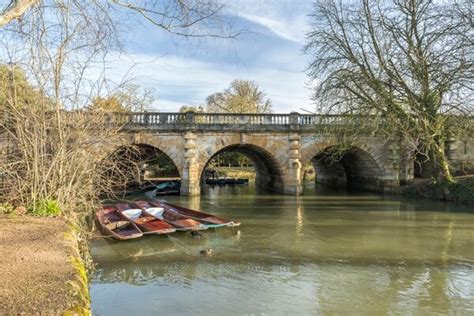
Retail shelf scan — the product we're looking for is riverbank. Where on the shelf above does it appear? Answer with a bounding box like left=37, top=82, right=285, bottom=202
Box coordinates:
left=212, top=167, right=256, bottom=180
left=404, top=175, right=474, bottom=205
left=0, top=215, right=87, bottom=314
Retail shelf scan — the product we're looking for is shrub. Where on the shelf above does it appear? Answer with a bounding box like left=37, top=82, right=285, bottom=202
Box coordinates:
left=403, top=177, right=474, bottom=205
left=0, top=203, right=15, bottom=215
left=28, top=199, right=61, bottom=217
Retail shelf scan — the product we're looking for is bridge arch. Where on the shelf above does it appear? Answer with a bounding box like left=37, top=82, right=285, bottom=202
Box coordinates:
left=302, top=143, right=385, bottom=192
left=199, top=143, right=285, bottom=193
left=98, top=143, right=181, bottom=193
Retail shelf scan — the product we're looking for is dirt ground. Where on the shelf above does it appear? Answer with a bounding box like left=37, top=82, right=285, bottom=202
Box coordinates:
left=0, top=215, right=76, bottom=314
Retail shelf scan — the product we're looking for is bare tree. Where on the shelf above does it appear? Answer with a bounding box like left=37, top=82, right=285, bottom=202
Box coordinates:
left=0, top=0, right=238, bottom=38
left=0, top=1, right=238, bottom=312
left=305, top=0, right=473, bottom=182
left=207, top=79, right=272, bottom=113
left=0, top=0, right=237, bottom=217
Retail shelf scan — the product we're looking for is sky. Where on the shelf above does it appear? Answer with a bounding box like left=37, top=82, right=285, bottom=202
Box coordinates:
left=111, top=0, right=315, bottom=113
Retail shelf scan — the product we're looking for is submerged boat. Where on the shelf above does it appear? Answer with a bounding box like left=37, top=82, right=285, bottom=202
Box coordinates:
left=140, top=200, right=241, bottom=228
left=95, top=205, right=143, bottom=241
left=115, top=203, right=176, bottom=235
left=134, top=201, right=209, bottom=231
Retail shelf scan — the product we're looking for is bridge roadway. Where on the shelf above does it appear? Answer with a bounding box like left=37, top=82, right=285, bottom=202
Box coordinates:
left=106, top=111, right=473, bottom=196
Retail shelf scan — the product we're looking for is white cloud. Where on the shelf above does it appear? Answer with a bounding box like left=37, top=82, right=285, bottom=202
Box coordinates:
left=102, top=53, right=312, bottom=113
left=238, top=13, right=302, bottom=43
left=226, top=0, right=311, bottom=44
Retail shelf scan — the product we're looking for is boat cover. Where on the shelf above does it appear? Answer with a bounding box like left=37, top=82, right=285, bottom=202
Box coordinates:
left=146, top=207, right=165, bottom=219
left=122, top=208, right=142, bottom=220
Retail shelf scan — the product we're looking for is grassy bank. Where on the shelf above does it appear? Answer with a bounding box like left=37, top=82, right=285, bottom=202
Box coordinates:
left=64, top=222, right=92, bottom=315
left=404, top=175, right=474, bottom=205
left=212, top=167, right=256, bottom=180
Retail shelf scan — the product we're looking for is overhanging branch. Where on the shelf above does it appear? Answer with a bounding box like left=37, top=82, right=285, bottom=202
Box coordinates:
left=0, top=0, right=37, bottom=27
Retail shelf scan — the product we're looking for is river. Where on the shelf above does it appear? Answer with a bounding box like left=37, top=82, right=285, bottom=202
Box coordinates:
left=90, top=185, right=474, bottom=315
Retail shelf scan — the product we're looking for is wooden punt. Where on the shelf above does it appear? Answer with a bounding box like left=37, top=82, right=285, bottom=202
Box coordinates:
left=95, top=205, right=143, bottom=241
left=133, top=201, right=209, bottom=231
left=141, top=200, right=241, bottom=228
left=115, top=203, right=176, bottom=235
left=154, top=181, right=181, bottom=196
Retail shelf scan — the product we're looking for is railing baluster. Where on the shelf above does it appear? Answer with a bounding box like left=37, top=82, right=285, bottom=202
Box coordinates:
left=113, top=111, right=380, bottom=129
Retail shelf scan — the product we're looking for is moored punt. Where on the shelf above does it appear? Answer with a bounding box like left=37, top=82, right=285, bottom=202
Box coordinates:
left=134, top=201, right=209, bottom=231
left=95, top=206, right=143, bottom=241
left=205, top=178, right=218, bottom=185
left=115, top=204, right=176, bottom=235
left=146, top=200, right=241, bottom=228
left=205, top=177, right=248, bottom=186
left=226, top=178, right=238, bottom=185
left=154, top=181, right=181, bottom=196
left=217, top=178, right=227, bottom=185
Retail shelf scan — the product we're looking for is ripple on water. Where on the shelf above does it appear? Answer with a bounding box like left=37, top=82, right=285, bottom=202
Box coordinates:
left=91, top=187, right=474, bottom=315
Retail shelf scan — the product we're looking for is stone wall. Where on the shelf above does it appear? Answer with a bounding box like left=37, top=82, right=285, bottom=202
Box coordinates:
left=118, top=130, right=406, bottom=195
left=447, top=137, right=474, bottom=175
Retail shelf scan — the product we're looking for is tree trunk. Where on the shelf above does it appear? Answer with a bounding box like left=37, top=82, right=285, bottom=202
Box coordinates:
left=433, top=142, right=454, bottom=183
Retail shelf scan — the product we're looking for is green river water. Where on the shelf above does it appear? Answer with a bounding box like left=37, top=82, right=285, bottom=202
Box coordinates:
left=90, top=185, right=474, bottom=315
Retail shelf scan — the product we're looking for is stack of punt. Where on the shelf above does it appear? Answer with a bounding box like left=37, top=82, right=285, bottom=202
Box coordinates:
left=95, top=205, right=143, bottom=241
left=115, top=203, right=176, bottom=235
left=134, top=201, right=209, bottom=231
left=137, top=200, right=241, bottom=228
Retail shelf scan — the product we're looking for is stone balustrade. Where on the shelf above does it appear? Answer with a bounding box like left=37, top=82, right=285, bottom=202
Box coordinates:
left=110, top=112, right=363, bottom=131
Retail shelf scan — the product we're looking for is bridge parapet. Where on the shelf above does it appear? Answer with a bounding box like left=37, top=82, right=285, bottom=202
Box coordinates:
left=111, top=112, right=358, bottom=132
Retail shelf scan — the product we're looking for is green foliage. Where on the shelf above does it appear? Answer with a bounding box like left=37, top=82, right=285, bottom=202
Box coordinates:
left=0, top=203, right=15, bottom=215
left=28, top=199, right=61, bottom=217
left=212, top=167, right=256, bottom=180
left=206, top=80, right=272, bottom=113
left=209, top=152, right=252, bottom=168
left=179, top=105, right=204, bottom=113
left=88, top=84, right=154, bottom=112
left=147, top=154, right=180, bottom=177
left=65, top=256, right=91, bottom=315
left=64, top=226, right=91, bottom=315
left=435, top=181, right=474, bottom=205
left=404, top=177, right=474, bottom=205
left=89, top=95, right=126, bottom=112
left=0, top=64, right=51, bottom=110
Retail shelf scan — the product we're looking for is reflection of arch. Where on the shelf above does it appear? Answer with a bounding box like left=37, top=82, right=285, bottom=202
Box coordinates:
left=310, top=146, right=383, bottom=191
left=200, top=144, right=285, bottom=193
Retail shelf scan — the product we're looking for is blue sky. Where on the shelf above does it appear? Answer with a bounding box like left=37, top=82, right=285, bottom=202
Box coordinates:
left=112, top=0, right=314, bottom=113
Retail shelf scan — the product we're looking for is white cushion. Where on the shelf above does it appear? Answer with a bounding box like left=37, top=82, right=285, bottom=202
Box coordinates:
left=122, top=208, right=142, bottom=220
left=146, top=207, right=165, bottom=219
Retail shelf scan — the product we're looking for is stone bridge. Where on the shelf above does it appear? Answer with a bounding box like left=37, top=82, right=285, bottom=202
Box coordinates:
left=108, top=112, right=474, bottom=196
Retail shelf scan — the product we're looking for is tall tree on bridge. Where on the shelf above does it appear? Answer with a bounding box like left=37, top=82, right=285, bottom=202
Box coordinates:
left=89, top=84, right=154, bottom=112
left=206, top=80, right=273, bottom=114
left=0, top=63, right=50, bottom=109
left=305, top=0, right=473, bottom=182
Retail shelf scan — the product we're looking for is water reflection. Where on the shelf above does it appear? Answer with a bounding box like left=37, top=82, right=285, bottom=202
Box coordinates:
left=91, top=186, right=474, bottom=315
